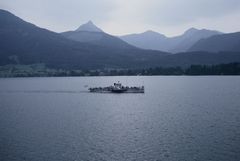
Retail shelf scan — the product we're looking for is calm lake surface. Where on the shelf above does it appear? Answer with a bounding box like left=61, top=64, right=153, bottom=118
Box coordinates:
left=0, top=76, right=240, bottom=161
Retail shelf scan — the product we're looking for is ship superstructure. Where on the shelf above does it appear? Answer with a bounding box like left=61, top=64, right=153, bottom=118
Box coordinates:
left=89, top=82, right=144, bottom=93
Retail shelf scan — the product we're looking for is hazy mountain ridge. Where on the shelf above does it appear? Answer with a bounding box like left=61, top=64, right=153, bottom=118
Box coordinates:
left=188, top=32, right=240, bottom=52
left=169, top=28, right=222, bottom=53
left=62, top=21, right=136, bottom=49
left=120, top=30, right=170, bottom=51
left=120, top=28, right=222, bottom=53
left=62, top=22, right=136, bottom=49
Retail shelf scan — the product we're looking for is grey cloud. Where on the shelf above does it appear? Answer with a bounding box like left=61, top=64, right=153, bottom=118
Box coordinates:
left=0, top=0, right=116, bottom=31
left=0, top=0, right=239, bottom=35
left=143, top=0, right=240, bottom=25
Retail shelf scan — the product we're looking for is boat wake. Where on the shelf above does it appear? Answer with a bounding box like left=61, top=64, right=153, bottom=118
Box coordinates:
left=0, top=90, right=88, bottom=94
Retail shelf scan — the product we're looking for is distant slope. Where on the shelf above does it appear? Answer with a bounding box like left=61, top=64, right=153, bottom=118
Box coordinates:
left=120, top=30, right=170, bottom=51
left=62, top=31, right=135, bottom=49
left=169, top=28, right=222, bottom=53
left=0, top=9, right=169, bottom=69
left=120, top=28, right=222, bottom=53
left=62, top=21, right=135, bottom=49
left=188, top=32, right=240, bottom=52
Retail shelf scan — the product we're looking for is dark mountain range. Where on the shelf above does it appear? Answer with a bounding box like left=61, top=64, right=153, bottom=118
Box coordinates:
left=0, top=9, right=240, bottom=70
left=0, top=9, right=97, bottom=68
left=120, top=28, right=222, bottom=53
left=188, top=32, right=240, bottom=52
left=0, top=9, right=168, bottom=69
left=62, top=21, right=135, bottom=49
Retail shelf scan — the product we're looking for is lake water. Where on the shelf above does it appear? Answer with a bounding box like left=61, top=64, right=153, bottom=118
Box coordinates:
left=0, top=76, right=240, bottom=161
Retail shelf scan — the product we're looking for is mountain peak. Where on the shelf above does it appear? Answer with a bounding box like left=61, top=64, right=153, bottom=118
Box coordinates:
left=86, top=20, right=94, bottom=25
left=76, top=21, right=103, bottom=32
left=142, top=30, right=166, bottom=38
left=184, top=28, right=199, bottom=35
left=144, top=30, right=157, bottom=34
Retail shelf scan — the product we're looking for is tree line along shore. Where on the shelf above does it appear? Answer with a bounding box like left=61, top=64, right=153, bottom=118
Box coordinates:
left=0, top=63, right=240, bottom=77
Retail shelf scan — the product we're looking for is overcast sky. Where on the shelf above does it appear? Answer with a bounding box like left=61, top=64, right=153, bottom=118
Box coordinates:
left=1, top=0, right=240, bottom=36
